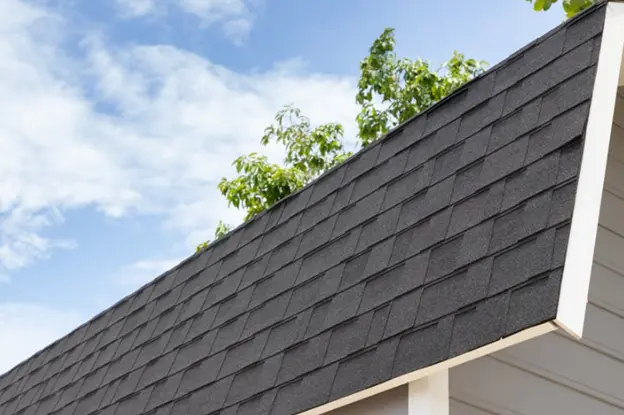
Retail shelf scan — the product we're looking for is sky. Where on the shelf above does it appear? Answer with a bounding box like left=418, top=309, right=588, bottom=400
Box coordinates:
left=0, top=0, right=565, bottom=374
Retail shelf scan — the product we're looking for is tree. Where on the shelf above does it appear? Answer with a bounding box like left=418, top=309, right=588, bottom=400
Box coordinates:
left=526, top=0, right=595, bottom=18
left=195, top=105, right=351, bottom=251
left=356, top=29, right=487, bottom=146
left=196, top=29, right=486, bottom=252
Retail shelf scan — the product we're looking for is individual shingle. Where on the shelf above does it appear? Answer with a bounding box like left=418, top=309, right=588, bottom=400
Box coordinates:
left=447, top=181, right=504, bottom=237
left=279, top=186, right=313, bottom=224
left=489, top=99, right=541, bottom=153
left=210, top=315, right=248, bottom=354
left=489, top=191, right=553, bottom=253
left=204, top=268, right=245, bottom=310
left=382, top=160, right=434, bottom=210
left=479, top=135, right=529, bottom=188
left=164, top=320, right=192, bottom=354
left=176, top=352, right=226, bottom=398
left=102, top=348, right=140, bottom=387
left=377, top=117, right=426, bottom=164
left=276, top=332, right=331, bottom=384
left=324, top=313, right=373, bottom=364
left=224, top=354, right=282, bottom=406
left=449, top=293, right=508, bottom=356
left=242, top=291, right=292, bottom=338
left=392, top=317, right=453, bottom=377
left=360, top=253, right=428, bottom=316
left=296, top=230, right=358, bottom=284
left=212, top=286, right=254, bottom=329
left=390, top=208, right=452, bottom=265
left=329, top=182, right=354, bottom=215
left=184, top=307, right=218, bottom=342
left=356, top=205, right=401, bottom=253
left=136, top=351, right=176, bottom=390
left=489, top=228, right=556, bottom=294
left=272, top=364, right=337, bottom=415
left=494, top=29, right=566, bottom=94
left=342, top=145, right=381, bottom=185
left=557, top=139, right=583, bottom=184
left=383, top=288, right=423, bottom=339
left=322, top=284, right=366, bottom=330
left=113, top=388, right=151, bottom=415
left=505, top=270, right=562, bottom=335
left=219, top=333, right=269, bottom=378
left=171, top=333, right=217, bottom=374
left=349, top=151, right=408, bottom=203
left=303, top=301, right=332, bottom=338
left=332, top=187, right=385, bottom=237
left=500, top=151, right=560, bottom=210
left=502, top=38, right=594, bottom=114
left=143, top=372, right=183, bottom=412
left=249, top=261, right=300, bottom=309
left=417, top=258, right=492, bottom=325
left=298, top=194, right=336, bottom=233
left=261, top=317, right=302, bottom=360
left=257, top=214, right=302, bottom=257
left=526, top=102, right=590, bottom=164
left=538, top=66, right=596, bottom=124
left=287, top=267, right=342, bottom=317
left=396, top=176, right=454, bottom=231
left=237, top=389, right=278, bottom=415
left=308, top=166, right=346, bottom=206
left=563, top=6, right=605, bottom=52
left=240, top=254, right=271, bottom=289
left=457, top=93, right=506, bottom=141
left=111, top=366, right=144, bottom=401
left=297, top=216, right=337, bottom=258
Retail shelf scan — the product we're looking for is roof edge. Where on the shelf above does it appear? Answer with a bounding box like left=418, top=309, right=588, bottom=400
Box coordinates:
left=556, top=0, right=624, bottom=338
left=300, top=323, right=557, bottom=415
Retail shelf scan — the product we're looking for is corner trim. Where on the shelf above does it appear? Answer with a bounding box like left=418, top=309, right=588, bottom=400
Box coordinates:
left=555, top=2, right=624, bottom=338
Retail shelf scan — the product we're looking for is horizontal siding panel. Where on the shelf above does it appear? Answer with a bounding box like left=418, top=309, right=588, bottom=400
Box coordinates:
left=598, top=190, right=624, bottom=235
left=588, top=262, right=624, bottom=316
left=450, top=399, right=496, bottom=415
left=451, top=357, right=623, bottom=415
left=494, top=332, right=624, bottom=408
left=594, top=227, right=624, bottom=275
left=583, top=304, right=624, bottom=362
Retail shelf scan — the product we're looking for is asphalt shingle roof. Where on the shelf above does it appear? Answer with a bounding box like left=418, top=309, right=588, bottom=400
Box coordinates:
left=0, top=4, right=607, bottom=415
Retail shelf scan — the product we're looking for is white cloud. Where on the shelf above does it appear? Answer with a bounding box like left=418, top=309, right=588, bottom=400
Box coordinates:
left=115, top=0, right=155, bottom=17
left=113, top=257, right=183, bottom=293
left=0, top=303, right=83, bottom=375
left=114, top=0, right=254, bottom=42
left=0, top=0, right=359, bottom=275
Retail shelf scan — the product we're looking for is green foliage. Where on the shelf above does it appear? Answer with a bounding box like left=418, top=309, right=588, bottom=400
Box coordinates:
left=356, top=28, right=487, bottom=146
left=195, top=220, right=232, bottom=253
left=526, top=0, right=594, bottom=17
left=196, top=28, right=486, bottom=252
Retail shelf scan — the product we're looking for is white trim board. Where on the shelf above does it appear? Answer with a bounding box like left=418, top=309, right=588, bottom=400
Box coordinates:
left=298, top=323, right=556, bottom=415
left=408, top=370, right=449, bottom=415
left=555, top=1, right=624, bottom=339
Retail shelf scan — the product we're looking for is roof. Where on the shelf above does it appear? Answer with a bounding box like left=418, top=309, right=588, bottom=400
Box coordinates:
left=0, top=3, right=607, bottom=415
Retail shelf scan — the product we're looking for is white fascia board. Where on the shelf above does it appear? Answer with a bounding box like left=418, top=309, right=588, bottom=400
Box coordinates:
left=555, top=2, right=624, bottom=338
left=298, top=322, right=556, bottom=415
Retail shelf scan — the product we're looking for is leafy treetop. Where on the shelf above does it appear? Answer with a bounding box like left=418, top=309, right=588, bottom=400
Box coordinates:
left=196, top=28, right=487, bottom=252
left=526, top=0, right=595, bottom=17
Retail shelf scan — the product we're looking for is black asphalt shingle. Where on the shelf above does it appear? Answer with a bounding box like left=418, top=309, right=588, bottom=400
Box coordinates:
left=0, top=5, right=607, bottom=415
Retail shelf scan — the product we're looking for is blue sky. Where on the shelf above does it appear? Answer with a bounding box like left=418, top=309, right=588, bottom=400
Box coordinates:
left=0, top=0, right=564, bottom=372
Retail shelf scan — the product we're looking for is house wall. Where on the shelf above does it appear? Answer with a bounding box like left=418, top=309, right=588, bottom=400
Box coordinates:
left=449, top=92, right=624, bottom=415
left=326, top=385, right=407, bottom=415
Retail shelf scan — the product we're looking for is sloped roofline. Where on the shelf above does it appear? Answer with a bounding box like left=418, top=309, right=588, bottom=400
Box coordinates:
left=556, top=0, right=624, bottom=338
